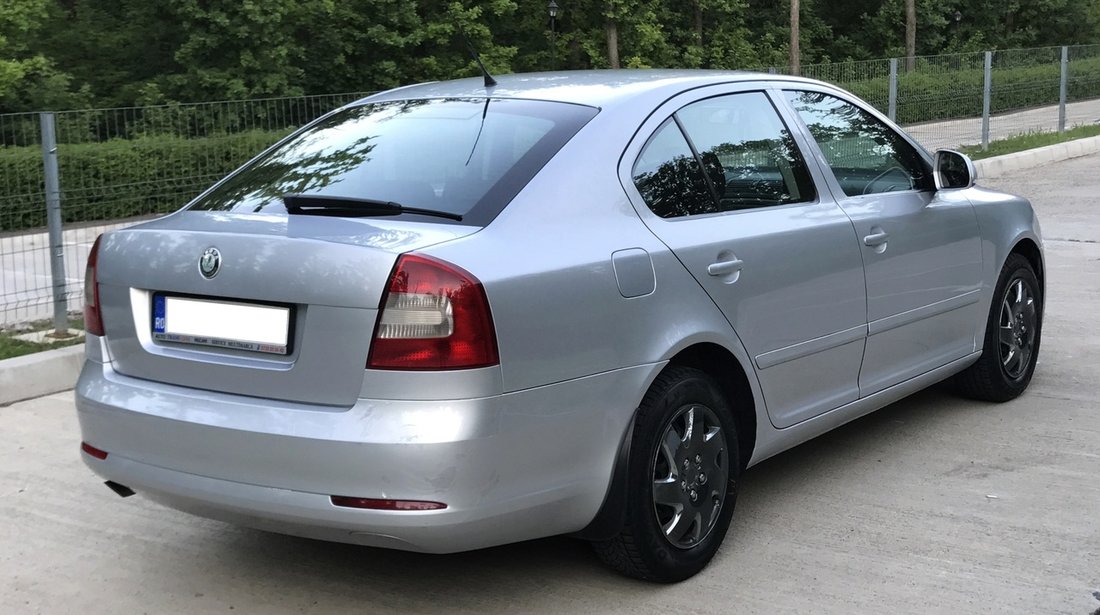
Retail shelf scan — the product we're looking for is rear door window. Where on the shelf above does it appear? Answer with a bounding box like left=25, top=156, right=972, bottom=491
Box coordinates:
left=632, top=91, right=816, bottom=218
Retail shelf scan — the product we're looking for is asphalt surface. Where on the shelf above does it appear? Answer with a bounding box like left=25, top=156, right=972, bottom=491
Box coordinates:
left=2, top=154, right=1099, bottom=614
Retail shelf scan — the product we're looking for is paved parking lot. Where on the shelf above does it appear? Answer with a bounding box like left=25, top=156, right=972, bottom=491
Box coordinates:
left=2, top=154, right=1099, bottom=614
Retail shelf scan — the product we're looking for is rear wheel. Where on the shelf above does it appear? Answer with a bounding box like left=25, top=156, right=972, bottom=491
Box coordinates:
left=593, top=366, right=739, bottom=582
left=954, top=253, right=1042, bottom=401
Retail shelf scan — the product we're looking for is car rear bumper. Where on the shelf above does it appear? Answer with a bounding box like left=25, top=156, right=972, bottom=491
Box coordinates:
left=75, top=357, right=659, bottom=553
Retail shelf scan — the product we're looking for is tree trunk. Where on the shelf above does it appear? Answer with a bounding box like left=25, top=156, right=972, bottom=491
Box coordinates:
left=693, top=0, right=704, bottom=47
left=905, top=0, right=916, bottom=71
left=606, top=17, right=620, bottom=69
left=789, top=0, right=800, bottom=76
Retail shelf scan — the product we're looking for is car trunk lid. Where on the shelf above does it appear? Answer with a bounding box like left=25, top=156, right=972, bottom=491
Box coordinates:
left=94, top=211, right=479, bottom=406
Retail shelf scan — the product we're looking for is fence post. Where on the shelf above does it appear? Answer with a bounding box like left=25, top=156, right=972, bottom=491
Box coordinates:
left=981, top=51, right=992, bottom=151
left=39, top=112, right=69, bottom=337
left=888, top=58, right=898, bottom=122
left=1058, top=46, right=1068, bottom=133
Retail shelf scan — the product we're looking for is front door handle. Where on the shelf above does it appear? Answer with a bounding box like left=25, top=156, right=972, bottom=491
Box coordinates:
left=707, top=259, right=744, bottom=276
left=863, top=230, right=889, bottom=247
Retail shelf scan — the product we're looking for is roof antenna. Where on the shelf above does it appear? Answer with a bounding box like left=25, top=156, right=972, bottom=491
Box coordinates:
left=456, top=23, right=497, bottom=88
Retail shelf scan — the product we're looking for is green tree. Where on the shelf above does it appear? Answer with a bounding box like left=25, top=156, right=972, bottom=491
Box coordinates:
left=0, top=0, right=90, bottom=111
left=152, top=0, right=313, bottom=101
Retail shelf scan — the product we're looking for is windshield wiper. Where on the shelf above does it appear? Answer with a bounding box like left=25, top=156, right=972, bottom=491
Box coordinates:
left=282, top=194, right=463, bottom=222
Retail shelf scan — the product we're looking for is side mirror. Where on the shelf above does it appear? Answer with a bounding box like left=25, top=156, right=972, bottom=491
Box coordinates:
left=933, top=149, right=976, bottom=190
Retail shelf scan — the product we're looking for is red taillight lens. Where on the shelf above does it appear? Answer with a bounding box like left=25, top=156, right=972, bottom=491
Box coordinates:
left=367, top=254, right=498, bottom=370
left=330, top=496, right=446, bottom=511
left=84, top=235, right=105, bottom=336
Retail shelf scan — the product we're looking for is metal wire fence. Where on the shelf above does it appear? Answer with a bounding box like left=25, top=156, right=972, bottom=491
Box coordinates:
left=3, top=44, right=1100, bottom=328
left=0, top=92, right=369, bottom=328
left=892, top=51, right=987, bottom=151
left=0, top=113, right=53, bottom=327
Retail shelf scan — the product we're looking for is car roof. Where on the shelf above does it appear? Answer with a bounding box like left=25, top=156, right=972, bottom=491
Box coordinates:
left=357, top=69, right=830, bottom=110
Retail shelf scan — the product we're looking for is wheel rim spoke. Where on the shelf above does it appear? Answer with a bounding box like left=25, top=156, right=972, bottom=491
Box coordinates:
left=1002, top=300, right=1016, bottom=329
left=661, top=424, right=682, bottom=468
left=663, top=508, right=697, bottom=544
left=702, top=426, right=724, bottom=465
left=653, top=478, right=682, bottom=508
left=999, top=325, right=1016, bottom=347
left=685, top=406, right=703, bottom=451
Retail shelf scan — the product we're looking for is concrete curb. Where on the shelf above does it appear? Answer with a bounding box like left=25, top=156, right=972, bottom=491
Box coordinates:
left=2, top=137, right=1099, bottom=407
left=975, top=134, right=1100, bottom=179
left=0, top=344, right=83, bottom=406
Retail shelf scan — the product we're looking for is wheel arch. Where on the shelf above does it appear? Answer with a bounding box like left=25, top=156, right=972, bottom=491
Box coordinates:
left=663, top=343, right=757, bottom=472
left=572, top=341, right=759, bottom=541
left=1009, top=237, right=1045, bottom=297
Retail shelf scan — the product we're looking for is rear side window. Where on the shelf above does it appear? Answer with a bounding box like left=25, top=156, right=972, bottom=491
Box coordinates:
left=187, top=98, right=598, bottom=225
left=631, top=119, right=718, bottom=218
left=632, top=91, right=816, bottom=218
left=785, top=90, right=932, bottom=196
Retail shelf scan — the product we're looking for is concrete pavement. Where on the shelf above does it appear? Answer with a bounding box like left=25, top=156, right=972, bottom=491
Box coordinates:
left=1, top=154, right=1099, bottom=613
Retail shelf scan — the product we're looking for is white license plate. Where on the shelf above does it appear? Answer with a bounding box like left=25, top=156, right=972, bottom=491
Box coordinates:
left=152, top=295, right=291, bottom=355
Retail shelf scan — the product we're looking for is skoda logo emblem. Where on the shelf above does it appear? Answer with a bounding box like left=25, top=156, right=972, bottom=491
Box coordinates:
left=199, top=247, right=221, bottom=279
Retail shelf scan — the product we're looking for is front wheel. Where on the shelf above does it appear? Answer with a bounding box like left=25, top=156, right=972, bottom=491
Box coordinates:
left=592, top=366, right=739, bottom=582
left=954, top=253, right=1043, bottom=401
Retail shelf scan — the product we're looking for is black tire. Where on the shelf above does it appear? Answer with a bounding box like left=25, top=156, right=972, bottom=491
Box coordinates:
left=954, top=253, right=1043, bottom=402
left=592, top=366, right=739, bottom=583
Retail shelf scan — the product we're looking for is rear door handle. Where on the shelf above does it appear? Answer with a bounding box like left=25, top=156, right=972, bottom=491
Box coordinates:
left=863, top=230, right=889, bottom=247
left=707, top=259, right=744, bottom=276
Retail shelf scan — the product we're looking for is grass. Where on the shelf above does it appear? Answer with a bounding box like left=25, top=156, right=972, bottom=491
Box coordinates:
left=962, top=123, right=1100, bottom=159
left=0, top=316, right=85, bottom=361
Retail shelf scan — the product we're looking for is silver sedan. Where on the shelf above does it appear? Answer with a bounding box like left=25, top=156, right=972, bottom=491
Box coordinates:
left=75, top=70, right=1043, bottom=583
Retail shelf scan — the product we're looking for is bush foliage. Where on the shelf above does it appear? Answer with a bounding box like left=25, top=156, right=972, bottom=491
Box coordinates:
left=0, top=130, right=285, bottom=231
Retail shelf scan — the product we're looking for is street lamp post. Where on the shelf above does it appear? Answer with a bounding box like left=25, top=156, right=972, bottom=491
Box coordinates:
left=548, top=1, right=560, bottom=71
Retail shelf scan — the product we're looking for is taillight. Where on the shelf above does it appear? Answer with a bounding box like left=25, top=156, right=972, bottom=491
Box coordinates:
left=84, top=235, right=105, bottom=336
left=367, top=253, right=498, bottom=370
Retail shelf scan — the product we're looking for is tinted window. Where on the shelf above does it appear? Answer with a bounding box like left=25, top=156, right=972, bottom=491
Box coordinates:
left=676, top=92, right=816, bottom=210
left=785, top=91, right=931, bottom=197
left=187, top=98, right=598, bottom=224
left=632, top=119, right=717, bottom=218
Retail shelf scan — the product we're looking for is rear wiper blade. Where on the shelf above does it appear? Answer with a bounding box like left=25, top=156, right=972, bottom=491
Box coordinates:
left=282, top=194, right=463, bottom=222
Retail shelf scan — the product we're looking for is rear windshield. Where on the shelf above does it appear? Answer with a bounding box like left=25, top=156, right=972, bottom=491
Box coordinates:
left=187, top=98, right=598, bottom=225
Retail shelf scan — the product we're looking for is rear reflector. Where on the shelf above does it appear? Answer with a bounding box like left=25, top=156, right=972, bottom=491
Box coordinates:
left=330, top=496, right=446, bottom=511
left=81, top=442, right=108, bottom=460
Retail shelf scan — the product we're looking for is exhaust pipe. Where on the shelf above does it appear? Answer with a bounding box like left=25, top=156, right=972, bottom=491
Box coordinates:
left=104, top=481, right=135, bottom=498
